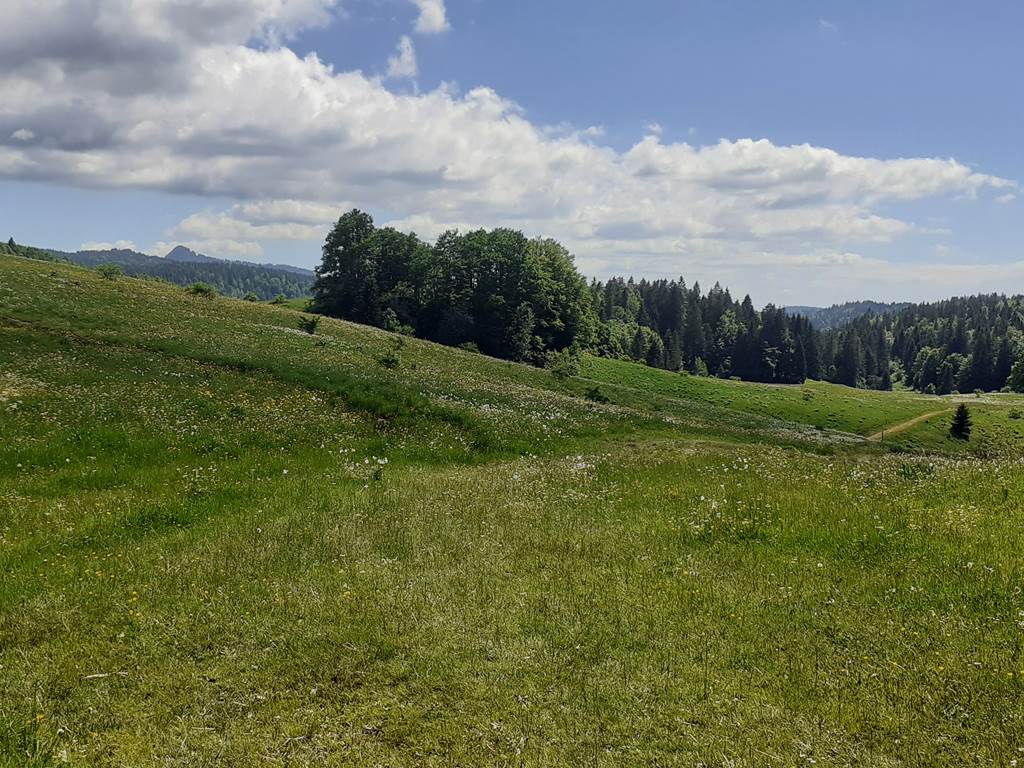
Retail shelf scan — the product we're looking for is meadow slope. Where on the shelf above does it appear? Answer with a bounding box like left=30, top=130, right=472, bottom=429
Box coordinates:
left=3, top=254, right=1024, bottom=766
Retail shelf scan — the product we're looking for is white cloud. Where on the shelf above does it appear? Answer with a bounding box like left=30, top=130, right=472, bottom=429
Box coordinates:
left=819, top=18, right=839, bottom=32
left=79, top=239, right=137, bottom=251
left=411, top=0, right=449, bottom=34
left=386, top=35, right=417, bottom=80
left=149, top=238, right=265, bottom=259
left=11, top=128, right=34, bottom=141
left=168, top=200, right=342, bottom=243
left=996, top=192, right=1017, bottom=204
left=0, top=0, right=1017, bottom=302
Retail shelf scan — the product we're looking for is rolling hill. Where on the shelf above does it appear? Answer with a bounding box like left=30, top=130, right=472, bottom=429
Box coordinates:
left=783, top=300, right=910, bottom=329
left=2, top=241, right=314, bottom=299
left=3, top=252, right=1024, bottom=766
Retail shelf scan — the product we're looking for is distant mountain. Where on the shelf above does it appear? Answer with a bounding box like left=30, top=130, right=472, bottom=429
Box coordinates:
left=784, top=301, right=911, bottom=330
left=163, top=244, right=315, bottom=277
left=7, top=243, right=315, bottom=300
left=165, top=245, right=220, bottom=264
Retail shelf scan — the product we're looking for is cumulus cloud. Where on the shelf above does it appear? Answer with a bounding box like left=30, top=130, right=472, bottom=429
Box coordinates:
left=168, top=200, right=341, bottom=243
left=149, top=238, right=265, bottom=259
left=411, top=0, right=449, bottom=34
left=79, top=239, right=137, bottom=251
left=386, top=35, right=417, bottom=80
left=0, top=0, right=1016, bottom=299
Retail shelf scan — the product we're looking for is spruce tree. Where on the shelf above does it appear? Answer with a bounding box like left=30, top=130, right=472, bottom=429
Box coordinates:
left=950, top=403, right=972, bottom=440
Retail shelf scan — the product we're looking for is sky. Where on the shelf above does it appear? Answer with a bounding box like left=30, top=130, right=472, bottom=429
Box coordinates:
left=1, top=0, right=1022, bottom=306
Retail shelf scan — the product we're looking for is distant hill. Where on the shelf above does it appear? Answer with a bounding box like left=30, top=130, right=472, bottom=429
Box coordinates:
left=165, top=244, right=314, bottom=277
left=165, top=245, right=220, bottom=264
left=784, top=301, right=910, bottom=330
left=4, top=241, right=314, bottom=300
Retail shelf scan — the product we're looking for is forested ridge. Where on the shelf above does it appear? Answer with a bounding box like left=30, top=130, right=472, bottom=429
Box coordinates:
left=782, top=301, right=911, bottom=330
left=2, top=240, right=313, bottom=300
left=824, top=295, right=1024, bottom=394
left=9, top=218, right=1024, bottom=394
left=310, top=211, right=1024, bottom=394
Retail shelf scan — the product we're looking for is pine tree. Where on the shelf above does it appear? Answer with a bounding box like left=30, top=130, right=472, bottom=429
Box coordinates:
left=835, top=333, right=863, bottom=387
left=950, top=403, right=972, bottom=440
left=630, top=326, right=647, bottom=362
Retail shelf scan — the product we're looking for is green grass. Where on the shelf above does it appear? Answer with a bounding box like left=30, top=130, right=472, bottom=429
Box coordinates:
left=279, top=296, right=313, bottom=311
left=580, top=355, right=947, bottom=437
left=3, top=254, right=1024, bottom=766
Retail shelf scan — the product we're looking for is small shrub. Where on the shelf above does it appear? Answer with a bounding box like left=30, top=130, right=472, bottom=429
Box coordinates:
left=298, top=315, right=321, bottom=335
left=243, top=292, right=259, bottom=302
left=585, top=385, right=609, bottom=403
left=459, top=341, right=481, bottom=354
left=377, top=349, right=401, bottom=370
left=802, top=389, right=814, bottom=401
left=271, top=294, right=287, bottom=305
left=376, top=337, right=404, bottom=370
left=546, top=347, right=581, bottom=381
left=188, top=282, right=218, bottom=298
left=95, top=263, right=122, bottom=280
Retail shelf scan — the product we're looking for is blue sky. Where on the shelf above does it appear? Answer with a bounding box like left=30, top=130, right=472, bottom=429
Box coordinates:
left=1, top=0, right=1021, bottom=304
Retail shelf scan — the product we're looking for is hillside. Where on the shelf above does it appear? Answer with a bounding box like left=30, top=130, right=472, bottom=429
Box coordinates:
left=783, top=300, right=910, bottom=329
left=4, top=253, right=1024, bottom=766
left=2, top=241, right=314, bottom=300
left=823, top=294, right=1024, bottom=394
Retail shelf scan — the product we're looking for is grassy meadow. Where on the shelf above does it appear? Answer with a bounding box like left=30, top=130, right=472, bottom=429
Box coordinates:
left=3, top=254, right=1024, bottom=766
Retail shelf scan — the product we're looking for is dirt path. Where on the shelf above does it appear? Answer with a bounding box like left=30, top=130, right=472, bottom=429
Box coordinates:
left=866, top=409, right=953, bottom=441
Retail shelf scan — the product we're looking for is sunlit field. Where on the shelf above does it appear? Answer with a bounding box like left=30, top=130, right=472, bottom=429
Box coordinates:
left=4, top=254, right=1024, bottom=766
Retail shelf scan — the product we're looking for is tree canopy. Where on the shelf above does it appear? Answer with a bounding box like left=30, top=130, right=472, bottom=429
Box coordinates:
left=312, top=210, right=1024, bottom=394
left=312, top=210, right=596, bottom=362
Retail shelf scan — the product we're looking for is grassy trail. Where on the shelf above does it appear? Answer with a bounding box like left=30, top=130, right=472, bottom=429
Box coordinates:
left=866, top=408, right=955, bottom=441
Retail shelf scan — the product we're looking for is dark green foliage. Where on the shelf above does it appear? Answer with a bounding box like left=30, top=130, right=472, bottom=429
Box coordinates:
left=312, top=210, right=596, bottom=364
left=297, top=315, right=320, bottom=335
left=820, top=295, right=1024, bottom=394
left=188, top=282, right=218, bottom=298
left=591, top=278, right=815, bottom=385
left=585, top=385, right=610, bottom=403
left=271, top=294, right=287, bottom=305
left=95, top=263, right=122, bottom=280
left=784, top=301, right=910, bottom=330
left=546, top=346, right=582, bottom=380
left=950, top=403, right=972, bottom=440
left=243, top=292, right=260, bottom=302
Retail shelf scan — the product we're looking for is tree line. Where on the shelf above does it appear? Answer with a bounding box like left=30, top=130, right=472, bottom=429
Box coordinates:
left=311, top=210, right=814, bottom=382
left=311, top=210, right=596, bottom=364
left=313, top=210, right=1024, bottom=394
left=822, top=295, right=1024, bottom=393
